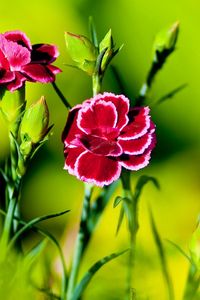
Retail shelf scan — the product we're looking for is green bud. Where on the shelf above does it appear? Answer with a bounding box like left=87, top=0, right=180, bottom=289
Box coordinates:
left=152, top=21, right=179, bottom=62
left=99, top=29, right=114, bottom=71
left=65, top=32, right=97, bottom=71
left=0, top=87, right=25, bottom=124
left=189, top=218, right=200, bottom=269
left=20, top=96, right=49, bottom=145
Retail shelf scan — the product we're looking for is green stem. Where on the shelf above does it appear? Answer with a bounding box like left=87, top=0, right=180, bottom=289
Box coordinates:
left=0, top=182, right=20, bottom=258
left=92, top=74, right=102, bottom=96
left=66, top=184, right=93, bottom=300
left=121, top=172, right=139, bottom=300
left=52, top=82, right=72, bottom=109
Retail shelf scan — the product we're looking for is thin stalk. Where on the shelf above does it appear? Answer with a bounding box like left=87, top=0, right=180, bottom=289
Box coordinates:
left=66, top=184, right=93, bottom=300
left=52, top=82, right=72, bottom=109
left=121, top=172, right=139, bottom=300
left=92, top=74, right=102, bottom=96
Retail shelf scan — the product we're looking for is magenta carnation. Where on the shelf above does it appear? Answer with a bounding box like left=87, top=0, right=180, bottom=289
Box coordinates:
left=62, top=93, right=156, bottom=187
left=0, top=30, right=61, bottom=91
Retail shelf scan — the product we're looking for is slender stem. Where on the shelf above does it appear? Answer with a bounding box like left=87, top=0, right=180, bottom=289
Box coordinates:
left=0, top=181, right=20, bottom=259
left=66, top=184, right=93, bottom=300
left=121, top=172, right=139, bottom=300
left=92, top=74, right=102, bottom=96
left=52, top=82, right=72, bottom=109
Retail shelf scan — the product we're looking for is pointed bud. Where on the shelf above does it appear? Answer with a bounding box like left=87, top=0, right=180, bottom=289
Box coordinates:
left=189, top=218, right=200, bottom=269
left=20, top=97, right=49, bottom=146
left=99, top=29, right=116, bottom=72
left=65, top=32, right=97, bottom=75
left=0, top=87, right=25, bottom=124
left=152, top=21, right=179, bottom=63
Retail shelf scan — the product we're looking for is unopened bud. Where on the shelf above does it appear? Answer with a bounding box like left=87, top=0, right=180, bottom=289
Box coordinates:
left=65, top=32, right=97, bottom=75
left=20, top=97, right=49, bottom=145
left=152, top=21, right=179, bottom=62
left=99, top=29, right=114, bottom=72
left=0, top=87, right=25, bottom=124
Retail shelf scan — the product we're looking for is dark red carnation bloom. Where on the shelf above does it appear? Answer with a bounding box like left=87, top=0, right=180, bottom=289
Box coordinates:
left=0, top=30, right=61, bottom=91
left=62, top=93, right=156, bottom=187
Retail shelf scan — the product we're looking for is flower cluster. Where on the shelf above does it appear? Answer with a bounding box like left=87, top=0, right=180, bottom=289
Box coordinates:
left=62, top=93, right=156, bottom=186
left=0, top=30, right=61, bottom=91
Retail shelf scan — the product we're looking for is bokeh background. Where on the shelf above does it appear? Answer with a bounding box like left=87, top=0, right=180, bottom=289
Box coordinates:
left=1, top=0, right=200, bottom=299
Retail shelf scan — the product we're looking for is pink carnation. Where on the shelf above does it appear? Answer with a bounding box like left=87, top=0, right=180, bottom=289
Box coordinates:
left=0, top=30, right=61, bottom=91
left=62, top=93, right=156, bottom=187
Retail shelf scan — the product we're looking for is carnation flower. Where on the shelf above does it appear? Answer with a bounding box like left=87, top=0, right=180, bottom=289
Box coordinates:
left=0, top=30, right=61, bottom=91
left=62, top=93, right=156, bottom=187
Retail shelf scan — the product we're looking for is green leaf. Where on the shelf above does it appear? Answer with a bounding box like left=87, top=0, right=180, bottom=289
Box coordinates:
left=72, top=249, right=129, bottom=300
left=8, top=209, right=70, bottom=249
left=113, top=196, right=123, bottom=208
left=166, top=239, right=192, bottom=264
left=134, top=175, right=160, bottom=205
left=149, top=208, right=174, bottom=300
left=116, top=206, right=125, bottom=235
left=156, top=83, right=188, bottom=105
left=0, top=208, right=68, bottom=299
left=88, top=16, right=98, bottom=48
left=24, top=239, right=48, bottom=267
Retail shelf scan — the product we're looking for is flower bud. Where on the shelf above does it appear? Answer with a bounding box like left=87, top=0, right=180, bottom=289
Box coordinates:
left=152, top=21, right=179, bottom=63
left=20, top=96, right=49, bottom=145
left=99, top=29, right=114, bottom=72
left=189, top=218, right=200, bottom=269
left=65, top=32, right=97, bottom=75
left=0, top=87, right=25, bottom=124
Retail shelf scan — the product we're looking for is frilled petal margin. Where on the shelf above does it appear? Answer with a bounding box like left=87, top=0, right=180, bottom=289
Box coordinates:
left=77, top=100, right=118, bottom=134
left=3, top=30, right=32, bottom=50
left=64, top=146, right=85, bottom=175
left=119, top=107, right=151, bottom=140
left=118, top=131, right=153, bottom=155
left=7, top=72, right=27, bottom=92
left=90, top=93, right=130, bottom=130
left=22, top=63, right=55, bottom=82
left=75, top=151, right=121, bottom=187
left=31, top=44, right=59, bottom=64
left=119, top=150, right=152, bottom=171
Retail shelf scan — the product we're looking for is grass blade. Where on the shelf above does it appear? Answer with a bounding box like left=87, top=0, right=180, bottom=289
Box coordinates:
left=72, top=249, right=129, bottom=300
left=149, top=209, right=174, bottom=300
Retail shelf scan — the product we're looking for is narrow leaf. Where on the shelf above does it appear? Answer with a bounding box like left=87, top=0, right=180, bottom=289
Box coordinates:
left=8, top=209, right=70, bottom=249
left=166, top=239, right=192, bottom=264
left=113, top=196, right=123, bottom=208
left=149, top=209, right=174, bottom=300
left=156, top=83, right=188, bottom=105
left=73, top=249, right=129, bottom=300
left=25, top=239, right=48, bottom=266
left=134, top=175, right=160, bottom=204
left=95, top=47, right=108, bottom=74
left=116, top=206, right=125, bottom=235
left=89, top=16, right=98, bottom=48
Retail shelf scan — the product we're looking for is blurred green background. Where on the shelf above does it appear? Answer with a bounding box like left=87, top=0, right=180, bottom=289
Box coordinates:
left=1, top=0, right=200, bottom=299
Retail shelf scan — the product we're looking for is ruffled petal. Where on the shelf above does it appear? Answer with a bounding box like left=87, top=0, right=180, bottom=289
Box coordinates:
left=119, top=150, right=152, bottom=171
left=0, top=35, right=31, bottom=71
left=21, top=63, right=55, bottom=82
left=0, top=70, right=15, bottom=83
left=119, top=132, right=152, bottom=155
left=119, top=107, right=151, bottom=140
left=31, top=44, right=59, bottom=64
left=75, top=151, right=121, bottom=186
left=46, top=65, right=62, bottom=74
left=6, top=72, right=26, bottom=92
left=77, top=100, right=118, bottom=135
left=64, top=146, right=85, bottom=175
left=0, top=48, right=9, bottom=69
left=79, top=134, right=122, bottom=156
left=88, top=92, right=130, bottom=130
left=62, top=107, right=83, bottom=146
left=4, top=30, right=32, bottom=50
